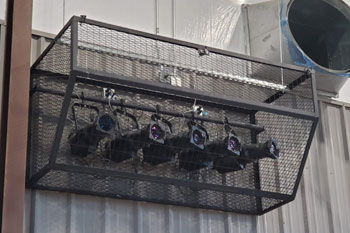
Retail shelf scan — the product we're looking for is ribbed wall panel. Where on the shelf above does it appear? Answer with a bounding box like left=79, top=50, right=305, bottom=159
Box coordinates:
left=24, top=101, right=350, bottom=233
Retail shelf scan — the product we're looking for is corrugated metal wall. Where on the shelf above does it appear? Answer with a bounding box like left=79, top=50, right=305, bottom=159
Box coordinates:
left=24, top=90, right=350, bottom=233
left=258, top=101, right=350, bottom=233
left=23, top=21, right=350, bottom=232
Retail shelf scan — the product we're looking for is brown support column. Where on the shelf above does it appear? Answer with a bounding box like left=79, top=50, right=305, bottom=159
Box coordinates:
left=0, top=0, right=32, bottom=232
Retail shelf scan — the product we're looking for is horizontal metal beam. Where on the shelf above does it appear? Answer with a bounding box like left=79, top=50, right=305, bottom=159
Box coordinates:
left=264, top=72, right=311, bottom=104
left=54, top=163, right=292, bottom=200
left=75, top=16, right=307, bottom=73
left=26, top=164, right=52, bottom=187
left=33, top=86, right=265, bottom=133
left=73, top=68, right=318, bottom=121
left=259, top=199, right=292, bottom=215
left=32, top=185, right=259, bottom=215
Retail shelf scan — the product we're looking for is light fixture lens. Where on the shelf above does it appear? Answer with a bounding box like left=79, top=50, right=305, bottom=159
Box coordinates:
left=227, top=133, right=241, bottom=156
left=98, top=114, right=115, bottom=132
left=192, top=129, right=205, bottom=146
left=229, top=137, right=237, bottom=151
left=150, top=124, right=164, bottom=140
left=270, top=143, right=276, bottom=154
left=269, top=139, right=280, bottom=158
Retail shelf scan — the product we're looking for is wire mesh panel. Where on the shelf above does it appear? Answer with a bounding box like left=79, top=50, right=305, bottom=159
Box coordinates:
left=27, top=16, right=318, bottom=215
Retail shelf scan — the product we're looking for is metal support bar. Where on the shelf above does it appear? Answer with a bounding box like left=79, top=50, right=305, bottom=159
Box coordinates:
left=48, top=19, right=78, bottom=165
left=48, top=74, right=76, bottom=165
left=26, top=164, right=52, bottom=187
left=80, top=16, right=307, bottom=73
left=341, top=106, right=350, bottom=160
left=70, top=17, right=78, bottom=70
left=31, top=69, right=70, bottom=78
left=53, top=163, right=292, bottom=200
left=291, top=118, right=319, bottom=198
left=260, top=199, right=293, bottom=215
left=32, top=185, right=257, bottom=215
left=31, top=17, right=74, bottom=71
left=33, top=86, right=265, bottom=133
left=74, top=68, right=318, bottom=121
left=311, top=71, right=319, bottom=118
left=250, top=113, right=263, bottom=213
left=264, top=72, right=311, bottom=104
left=291, top=71, right=319, bottom=198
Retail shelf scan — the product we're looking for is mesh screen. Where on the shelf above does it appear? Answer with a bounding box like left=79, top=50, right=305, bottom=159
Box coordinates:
left=29, top=76, right=67, bottom=177
left=75, top=23, right=314, bottom=113
left=34, top=170, right=286, bottom=214
left=36, top=26, right=71, bottom=76
left=56, top=80, right=257, bottom=190
left=28, top=18, right=317, bottom=214
left=256, top=112, right=313, bottom=195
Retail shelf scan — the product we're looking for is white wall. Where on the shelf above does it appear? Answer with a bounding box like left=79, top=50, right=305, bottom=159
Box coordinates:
left=0, top=0, right=6, bottom=21
left=337, top=81, right=350, bottom=103
left=31, top=0, right=248, bottom=54
left=32, top=0, right=64, bottom=35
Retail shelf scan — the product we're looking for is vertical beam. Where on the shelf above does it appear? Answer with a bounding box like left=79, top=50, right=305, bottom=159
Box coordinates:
left=49, top=18, right=78, bottom=164
left=340, top=106, right=350, bottom=161
left=0, top=21, right=7, bottom=231
left=70, top=17, right=78, bottom=71
left=0, top=0, right=32, bottom=232
left=250, top=113, right=262, bottom=213
left=311, top=71, right=319, bottom=117
left=292, top=71, right=319, bottom=198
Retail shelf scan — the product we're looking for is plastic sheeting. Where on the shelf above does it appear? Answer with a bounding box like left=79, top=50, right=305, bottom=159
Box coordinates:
left=31, top=0, right=266, bottom=53
left=173, top=0, right=268, bottom=52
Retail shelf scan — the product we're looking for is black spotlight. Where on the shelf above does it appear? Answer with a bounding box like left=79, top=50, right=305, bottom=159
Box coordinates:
left=105, top=131, right=141, bottom=163
left=142, top=115, right=176, bottom=165
left=241, top=138, right=280, bottom=160
left=97, top=114, right=117, bottom=132
left=68, top=124, right=106, bottom=157
left=104, top=108, right=142, bottom=163
left=69, top=103, right=117, bottom=157
left=177, top=121, right=210, bottom=171
left=207, top=129, right=246, bottom=174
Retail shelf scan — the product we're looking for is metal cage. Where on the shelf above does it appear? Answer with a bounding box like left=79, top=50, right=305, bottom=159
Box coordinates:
left=27, top=16, right=319, bottom=215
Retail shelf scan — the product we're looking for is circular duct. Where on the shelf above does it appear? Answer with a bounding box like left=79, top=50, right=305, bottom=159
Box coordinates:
left=288, top=0, right=350, bottom=72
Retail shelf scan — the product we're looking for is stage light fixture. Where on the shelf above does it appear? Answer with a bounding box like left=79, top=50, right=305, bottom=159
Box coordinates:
left=97, top=114, right=116, bottom=132
left=69, top=103, right=117, bottom=157
left=68, top=124, right=106, bottom=158
left=206, top=125, right=246, bottom=174
left=177, top=121, right=211, bottom=171
left=241, top=138, right=280, bottom=160
left=104, top=108, right=175, bottom=165
left=104, top=108, right=142, bottom=163
left=142, top=115, right=177, bottom=165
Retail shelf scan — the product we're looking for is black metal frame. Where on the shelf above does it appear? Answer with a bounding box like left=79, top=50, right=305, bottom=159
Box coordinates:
left=27, top=16, right=319, bottom=215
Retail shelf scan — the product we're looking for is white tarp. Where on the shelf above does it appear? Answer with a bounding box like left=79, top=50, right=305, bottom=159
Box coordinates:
left=32, top=0, right=265, bottom=53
